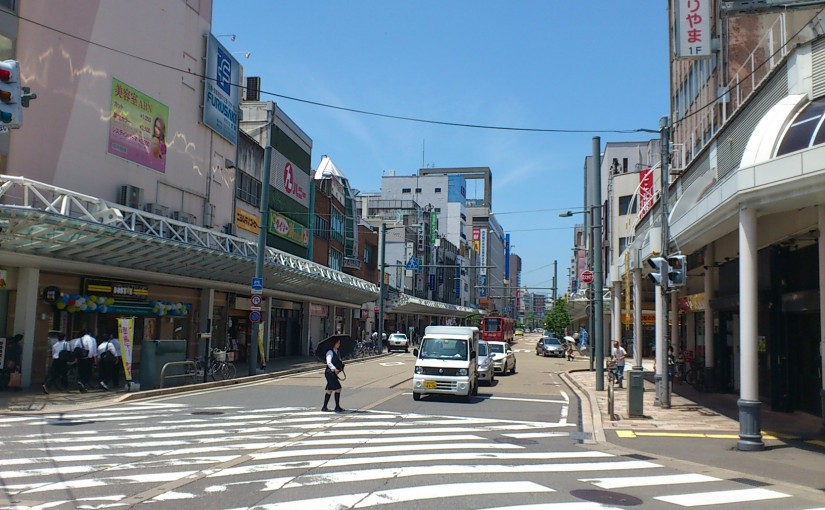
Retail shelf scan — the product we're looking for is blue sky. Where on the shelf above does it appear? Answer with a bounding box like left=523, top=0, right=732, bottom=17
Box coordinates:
left=212, top=1, right=669, bottom=294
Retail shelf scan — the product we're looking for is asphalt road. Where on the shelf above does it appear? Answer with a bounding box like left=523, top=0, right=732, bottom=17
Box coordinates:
left=1, top=334, right=824, bottom=509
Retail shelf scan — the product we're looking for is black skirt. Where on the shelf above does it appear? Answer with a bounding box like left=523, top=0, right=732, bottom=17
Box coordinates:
left=325, top=369, right=341, bottom=391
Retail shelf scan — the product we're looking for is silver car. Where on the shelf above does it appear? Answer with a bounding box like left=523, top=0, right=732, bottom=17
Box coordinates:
left=476, top=340, right=495, bottom=385
left=487, top=341, right=517, bottom=374
left=388, top=333, right=410, bottom=352
left=536, top=336, right=565, bottom=357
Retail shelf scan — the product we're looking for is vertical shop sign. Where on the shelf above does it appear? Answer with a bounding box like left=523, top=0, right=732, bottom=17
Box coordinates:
left=117, top=317, right=135, bottom=383
left=676, top=0, right=711, bottom=58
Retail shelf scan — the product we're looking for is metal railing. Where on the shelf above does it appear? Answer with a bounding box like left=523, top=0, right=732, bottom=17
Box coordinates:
left=159, top=360, right=198, bottom=389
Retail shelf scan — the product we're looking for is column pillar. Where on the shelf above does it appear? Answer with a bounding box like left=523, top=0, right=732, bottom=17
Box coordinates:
left=13, top=267, right=39, bottom=387
left=818, top=206, right=825, bottom=434
left=738, top=206, right=764, bottom=451
left=704, top=243, right=715, bottom=389
left=632, top=267, right=643, bottom=370
left=612, top=280, right=621, bottom=347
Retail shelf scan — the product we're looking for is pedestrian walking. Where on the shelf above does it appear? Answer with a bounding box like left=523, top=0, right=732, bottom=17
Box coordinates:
left=611, top=340, right=627, bottom=388
left=72, top=330, right=98, bottom=392
left=96, top=336, right=118, bottom=391
left=43, top=333, right=72, bottom=394
left=321, top=338, right=345, bottom=413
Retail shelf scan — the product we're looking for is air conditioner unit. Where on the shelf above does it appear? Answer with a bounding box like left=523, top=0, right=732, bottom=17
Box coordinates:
left=172, top=211, right=196, bottom=224
left=118, top=185, right=143, bottom=209
left=224, top=223, right=237, bottom=236
left=143, top=203, right=169, bottom=216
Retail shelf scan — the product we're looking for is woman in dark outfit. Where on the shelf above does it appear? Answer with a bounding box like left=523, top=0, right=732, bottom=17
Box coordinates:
left=322, top=338, right=345, bottom=412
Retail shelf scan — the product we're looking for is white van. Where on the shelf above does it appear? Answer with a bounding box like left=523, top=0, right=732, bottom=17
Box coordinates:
left=412, top=325, right=479, bottom=401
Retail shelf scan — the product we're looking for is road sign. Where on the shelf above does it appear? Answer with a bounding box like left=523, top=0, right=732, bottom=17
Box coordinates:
left=373, top=306, right=379, bottom=313
left=250, top=295, right=262, bottom=307
left=251, top=277, right=264, bottom=290
left=405, top=256, right=420, bottom=271
left=580, top=270, right=594, bottom=284
left=249, top=310, right=261, bottom=323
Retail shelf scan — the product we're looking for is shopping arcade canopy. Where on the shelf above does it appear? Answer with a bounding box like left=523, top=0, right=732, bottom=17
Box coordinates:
left=0, top=176, right=378, bottom=306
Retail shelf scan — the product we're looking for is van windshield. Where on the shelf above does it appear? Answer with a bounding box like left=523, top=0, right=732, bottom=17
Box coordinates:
left=419, top=338, right=469, bottom=360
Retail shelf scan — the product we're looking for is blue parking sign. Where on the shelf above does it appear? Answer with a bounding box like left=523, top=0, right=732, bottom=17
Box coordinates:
left=251, top=277, right=264, bottom=290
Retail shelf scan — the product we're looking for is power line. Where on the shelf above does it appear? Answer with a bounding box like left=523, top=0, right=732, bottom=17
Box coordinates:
left=13, top=12, right=655, bottom=136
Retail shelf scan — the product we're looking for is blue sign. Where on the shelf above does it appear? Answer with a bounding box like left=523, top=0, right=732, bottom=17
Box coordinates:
left=405, top=256, right=420, bottom=271
left=249, top=310, right=261, bottom=323
left=203, top=33, right=240, bottom=145
left=251, top=277, right=264, bottom=290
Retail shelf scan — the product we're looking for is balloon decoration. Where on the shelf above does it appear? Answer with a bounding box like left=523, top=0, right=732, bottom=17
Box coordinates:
left=54, top=293, right=189, bottom=316
left=149, top=300, right=191, bottom=317
left=56, top=293, right=116, bottom=313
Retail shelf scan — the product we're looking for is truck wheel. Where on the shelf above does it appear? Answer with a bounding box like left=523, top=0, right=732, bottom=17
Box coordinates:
left=413, top=392, right=421, bottom=401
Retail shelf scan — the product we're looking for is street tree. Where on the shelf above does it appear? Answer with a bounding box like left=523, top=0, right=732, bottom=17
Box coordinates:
left=544, top=298, right=571, bottom=337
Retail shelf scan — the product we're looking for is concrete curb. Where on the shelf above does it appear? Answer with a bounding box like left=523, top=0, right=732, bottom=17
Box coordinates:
left=116, top=353, right=393, bottom=403
left=560, top=369, right=606, bottom=444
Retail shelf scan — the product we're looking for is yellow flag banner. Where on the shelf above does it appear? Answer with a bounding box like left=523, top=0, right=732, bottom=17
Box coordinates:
left=258, top=324, right=266, bottom=367
left=118, top=317, right=135, bottom=381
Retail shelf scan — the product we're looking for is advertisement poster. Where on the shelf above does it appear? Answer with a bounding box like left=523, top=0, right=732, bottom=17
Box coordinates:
left=269, top=211, right=309, bottom=246
left=203, top=33, right=241, bottom=145
left=108, top=78, right=169, bottom=173
left=639, top=168, right=654, bottom=220
left=117, top=317, right=135, bottom=382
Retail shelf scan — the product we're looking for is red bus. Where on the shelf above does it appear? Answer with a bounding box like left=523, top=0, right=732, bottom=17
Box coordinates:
left=481, top=315, right=515, bottom=344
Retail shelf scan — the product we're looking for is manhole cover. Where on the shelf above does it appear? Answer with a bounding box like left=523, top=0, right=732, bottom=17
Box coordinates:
left=493, top=437, right=538, bottom=446
left=570, top=489, right=643, bottom=506
left=191, top=411, right=225, bottom=416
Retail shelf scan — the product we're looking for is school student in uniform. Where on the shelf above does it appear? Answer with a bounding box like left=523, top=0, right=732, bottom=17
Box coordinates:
left=43, top=334, right=72, bottom=394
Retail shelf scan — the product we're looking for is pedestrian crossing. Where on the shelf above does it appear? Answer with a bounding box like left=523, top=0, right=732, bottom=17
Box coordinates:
left=0, top=403, right=820, bottom=509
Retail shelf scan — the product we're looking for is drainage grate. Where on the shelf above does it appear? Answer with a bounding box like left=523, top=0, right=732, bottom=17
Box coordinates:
left=191, top=411, right=225, bottom=416
left=570, top=431, right=592, bottom=441
left=570, top=489, right=643, bottom=506
left=48, top=420, right=95, bottom=426
left=493, top=437, right=538, bottom=446
left=730, top=478, right=769, bottom=487
left=624, top=453, right=656, bottom=461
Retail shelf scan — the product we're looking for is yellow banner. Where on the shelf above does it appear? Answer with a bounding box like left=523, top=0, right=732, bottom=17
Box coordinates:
left=235, top=208, right=260, bottom=234
left=117, top=317, right=135, bottom=381
left=258, top=324, right=266, bottom=366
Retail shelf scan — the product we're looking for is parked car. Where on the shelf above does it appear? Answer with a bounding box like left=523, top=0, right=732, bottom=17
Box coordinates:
left=476, top=340, right=495, bottom=386
left=487, top=340, right=516, bottom=374
left=388, top=333, right=410, bottom=352
left=536, top=336, right=565, bottom=357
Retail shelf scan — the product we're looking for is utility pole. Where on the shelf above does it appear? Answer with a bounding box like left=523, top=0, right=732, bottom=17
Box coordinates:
left=552, top=260, right=557, bottom=303
left=657, top=116, right=672, bottom=408
left=593, top=136, right=605, bottom=392
left=249, top=145, right=272, bottom=376
left=378, top=222, right=387, bottom=353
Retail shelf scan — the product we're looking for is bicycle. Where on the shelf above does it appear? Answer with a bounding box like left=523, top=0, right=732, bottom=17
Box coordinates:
left=683, top=359, right=705, bottom=389
left=185, top=349, right=236, bottom=382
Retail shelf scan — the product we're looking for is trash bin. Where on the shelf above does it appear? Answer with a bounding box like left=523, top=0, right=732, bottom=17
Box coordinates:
left=139, top=339, right=188, bottom=390
left=627, top=369, right=644, bottom=417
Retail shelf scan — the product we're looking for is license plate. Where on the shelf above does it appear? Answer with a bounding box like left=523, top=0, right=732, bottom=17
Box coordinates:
left=423, top=381, right=437, bottom=389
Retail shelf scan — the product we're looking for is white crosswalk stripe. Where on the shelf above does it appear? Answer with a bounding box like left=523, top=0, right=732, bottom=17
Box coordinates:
left=0, top=404, right=810, bottom=509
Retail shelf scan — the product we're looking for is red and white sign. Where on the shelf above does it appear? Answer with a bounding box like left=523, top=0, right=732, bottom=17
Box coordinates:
left=580, top=270, right=594, bottom=284
left=250, top=295, right=262, bottom=307
left=638, top=168, right=654, bottom=220
left=272, top=153, right=310, bottom=208
left=676, top=0, right=710, bottom=59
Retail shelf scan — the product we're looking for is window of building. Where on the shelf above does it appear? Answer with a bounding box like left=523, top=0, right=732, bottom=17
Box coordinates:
left=415, top=188, right=422, bottom=193
left=618, top=195, right=637, bottom=215
left=434, top=207, right=441, bottom=213
left=364, top=245, right=374, bottom=265
left=619, top=236, right=630, bottom=254
left=330, top=209, right=344, bottom=242
left=314, top=215, right=329, bottom=239
left=235, top=171, right=262, bottom=207
left=434, top=187, right=442, bottom=193
left=776, top=96, right=825, bottom=156
left=402, top=188, right=411, bottom=193
left=328, top=248, right=343, bottom=271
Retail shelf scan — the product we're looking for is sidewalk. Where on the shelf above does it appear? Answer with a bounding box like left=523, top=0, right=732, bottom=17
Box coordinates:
left=564, top=357, right=825, bottom=494
left=0, top=354, right=345, bottom=414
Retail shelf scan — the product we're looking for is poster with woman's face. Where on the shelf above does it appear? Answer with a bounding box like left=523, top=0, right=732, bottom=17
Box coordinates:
left=107, top=78, right=169, bottom=173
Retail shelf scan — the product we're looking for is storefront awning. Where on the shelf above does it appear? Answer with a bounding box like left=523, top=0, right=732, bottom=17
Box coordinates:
left=387, top=292, right=478, bottom=318
left=0, top=176, right=378, bottom=307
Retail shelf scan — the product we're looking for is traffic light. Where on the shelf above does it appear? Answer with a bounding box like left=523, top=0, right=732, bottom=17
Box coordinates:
left=667, top=254, right=687, bottom=287
left=0, top=60, right=21, bottom=128
left=648, top=256, right=669, bottom=288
